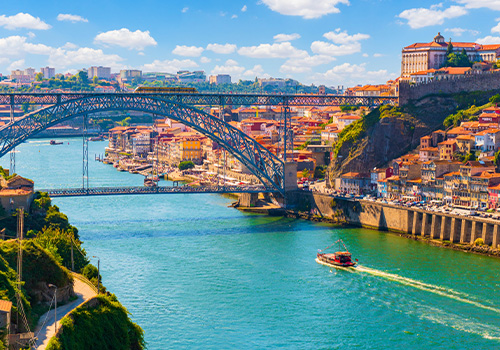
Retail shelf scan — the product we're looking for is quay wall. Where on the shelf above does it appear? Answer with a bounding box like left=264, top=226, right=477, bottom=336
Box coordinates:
left=289, top=191, right=500, bottom=249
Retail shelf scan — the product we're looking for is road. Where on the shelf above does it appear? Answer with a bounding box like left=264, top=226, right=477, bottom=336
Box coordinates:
left=35, top=276, right=97, bottom=350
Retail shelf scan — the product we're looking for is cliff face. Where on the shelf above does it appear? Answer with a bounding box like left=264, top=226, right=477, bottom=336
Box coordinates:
left=329, top=95, right=460, bottom=177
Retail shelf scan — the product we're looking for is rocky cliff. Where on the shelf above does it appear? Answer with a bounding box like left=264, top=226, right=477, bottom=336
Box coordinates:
left=328, top=91, right=498, bottom=178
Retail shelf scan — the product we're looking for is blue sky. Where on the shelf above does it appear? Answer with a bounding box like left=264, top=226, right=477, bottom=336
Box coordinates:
left=2, top=0, right=500, bottom=86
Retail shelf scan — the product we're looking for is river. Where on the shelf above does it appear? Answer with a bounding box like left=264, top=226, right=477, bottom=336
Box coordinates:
left=3, top=138, right=500, bottom=349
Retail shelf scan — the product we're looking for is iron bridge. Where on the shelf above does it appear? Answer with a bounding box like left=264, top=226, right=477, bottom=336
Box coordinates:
left=39, top=185, right=274, bottom=198
left=0, top=92, right=397, bottom=196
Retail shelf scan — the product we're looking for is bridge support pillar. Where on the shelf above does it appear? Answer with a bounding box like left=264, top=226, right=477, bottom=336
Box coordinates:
left=240, top=193, right=258, bottom=207
left=284, top=162, right=298, bottom=192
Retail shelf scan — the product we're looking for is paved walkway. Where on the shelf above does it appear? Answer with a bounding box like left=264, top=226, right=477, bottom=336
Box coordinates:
left=35, top=276, right=97, bottom=350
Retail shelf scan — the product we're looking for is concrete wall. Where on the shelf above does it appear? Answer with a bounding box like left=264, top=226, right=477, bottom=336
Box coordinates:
left=399, top=71, right=500, bottom=105
left=289, top=191, right=500, bottom=248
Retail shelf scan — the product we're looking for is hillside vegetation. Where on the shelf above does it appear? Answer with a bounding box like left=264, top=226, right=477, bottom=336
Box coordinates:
left=46, top=294, right=145, bottom=350
left=329, top=90, right=500, bottom=177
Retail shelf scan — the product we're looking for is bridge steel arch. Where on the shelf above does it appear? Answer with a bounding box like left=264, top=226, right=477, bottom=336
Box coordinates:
left=0, top=94, right=285, bottom=194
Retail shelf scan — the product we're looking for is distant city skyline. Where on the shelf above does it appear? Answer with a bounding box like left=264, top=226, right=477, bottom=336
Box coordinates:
left=2, top=1, right=500, bottom=86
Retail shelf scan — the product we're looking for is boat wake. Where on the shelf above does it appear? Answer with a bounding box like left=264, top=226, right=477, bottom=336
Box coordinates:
left=317, top=259, right=500, bottom=315
left=354, top=265, right=500, bottom=314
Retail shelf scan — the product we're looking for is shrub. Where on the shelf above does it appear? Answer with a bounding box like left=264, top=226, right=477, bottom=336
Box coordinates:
left=178, top=161, right=195, bottom=171
left=474, top=238, right=484, bottom=246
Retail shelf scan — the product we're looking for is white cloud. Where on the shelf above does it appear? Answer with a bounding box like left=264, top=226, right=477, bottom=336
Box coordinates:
left=455, top=0, right=500, bottom=10
left=362, top=53, right=369, bottom=57
left=141, top=58, right=198, bottom=72
left=182, top=7, right=189, bottom=13
left=273, top=33, right=301, bottom=42
left=243, top=65, right=265, bottom=77
left=206, top=43, right=237, bottom=54
left=398, top=5, right=467, bottom=29
left=261, top=0, right=349, bottom=19
left=211, top=62, right=246, bottom=76
left=238, top=42, right=307, bottom=58
left=311, top=62, right=392, bottom=86
left=0, top=36, right=53, bottom=57
left=200, top=56, right=211, bottom=64
left=27, top=32, right=35, bottom=39
left=138, top=52, right=145, bottom=56
left=57, top=14, right=88, bottom=23
left=94, top=28, right=157, bottom=50
left=311, top=41, right=362, bottom=56
left=280, top=55, right=335, bottom=74
left=310, top=29, right=369, bottom=56
left=323, top=29, right=369, bottom=44
left=62, top=42, right=78, bottom=49
left=241, top=5, right=248, bottom=12
left=0, top=13, right=51, bottom=30
left=172, top=45, right=204, bottom=57
left=231, top=14, right=238, bottom=19
left=492, top=23, right=500, bottom=34
left=7, top=59, right=25, bottom=71
left=373, top=53, right=384, bottom=57
left=48, top=47, right=124, bottom=69
left=477, top=35, right=500, bottom=44
left=444, top=27, right=480, bottom=36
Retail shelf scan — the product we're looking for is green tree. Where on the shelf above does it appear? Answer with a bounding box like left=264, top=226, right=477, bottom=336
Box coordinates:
left=77, top=71, right=88, bottom=84
left=116, top=117, right=131, bottom=127
left=178, top=161, right=195, bottom=171
left=490, top=94, right=500, bottom=105
left=446, top=41, right=454, bottom=56
left=495, top=149, right=500, bottom=167
left=35, top=72, right=44, bottom=81
left=92, top=76, right=98, bottom=85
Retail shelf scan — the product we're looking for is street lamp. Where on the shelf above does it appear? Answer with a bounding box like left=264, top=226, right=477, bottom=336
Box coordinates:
left=92, top=256, right=100, bottom=294
left=48, top=284, right=57, bottom=333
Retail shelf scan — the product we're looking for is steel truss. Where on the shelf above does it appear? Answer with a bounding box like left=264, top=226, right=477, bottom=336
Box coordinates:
left=0, top=92, right=397, bottom=107
left=0, top=95, right=286, bottom=194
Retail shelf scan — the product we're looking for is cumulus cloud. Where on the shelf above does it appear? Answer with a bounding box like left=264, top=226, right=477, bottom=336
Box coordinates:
left=241, top=5, right=248, bottom=12
left=323, top=29, right=369, bottom=44
left=444, top=27, right=480, bottom=37
left=206, top=43, right=237, bottom=54
left=261, top=0, right=349, bottom=19
left=477, top=35, right=500, bottom=44
left=455, top=0, right=500, bottom=10
left=0, top=35, right=53, bottom=57
left=57, top=14, right=88, bottom=23
left=280, top=55, right=335, bottom=74
left=310, top=29, right=369, bottom=56
left=492, top=23, right=500, bottom=35
left=211, top=60, right=246, bottom=76
left=62, top=42, right=78, bottom=49
left=94, top=28, right=157, bottom=50
left=172, top=45, right=204, bottom=57
left=141, top=58, right=198, bottom=72
left=311, top=62, right=392, bottom=86
left=182, top=7, right=189, bottom=13
left=48, top=47, right=124, bottom=69
left=0, top=13, right=51, bottom=30
left=398, top=5, right=467, bottom=29
left=243, top=65, right=265, bottom=77
left=238, top=42, right=307, bottom=58
left=273, top=33, right=301, bottom=42
left=7, top=59, right=25, bottom=71
left=200, top=56, right=211, bottom=64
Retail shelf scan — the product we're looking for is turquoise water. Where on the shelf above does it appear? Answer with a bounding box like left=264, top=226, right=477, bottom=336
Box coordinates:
left=4, top=138, right=500, bottom=349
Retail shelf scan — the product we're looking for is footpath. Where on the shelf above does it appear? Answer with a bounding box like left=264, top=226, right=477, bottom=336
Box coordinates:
left=35, top=274, right=97, bottom=350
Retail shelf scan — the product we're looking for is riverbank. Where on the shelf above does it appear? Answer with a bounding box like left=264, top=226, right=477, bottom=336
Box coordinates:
left=237, top=192, right=500, bottom=259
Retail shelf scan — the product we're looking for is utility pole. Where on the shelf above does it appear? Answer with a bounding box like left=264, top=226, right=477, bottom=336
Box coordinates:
left=17, top=208, right=24, bottom=282
left=70, top=238, right=74, bottom=271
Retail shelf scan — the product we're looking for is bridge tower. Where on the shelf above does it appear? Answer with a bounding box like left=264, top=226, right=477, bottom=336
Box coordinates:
left=9, top=95, right=15, bottom=175
left=82, top=115, right=89, bottom=192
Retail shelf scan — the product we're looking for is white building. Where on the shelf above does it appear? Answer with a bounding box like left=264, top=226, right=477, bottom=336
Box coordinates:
left=209, top=74, right=231, bottom=85
left=88, top=66, right=111, bottom=80
left=40, top=67, right=55, bottom=79
left=401, top=32, right=500, bottom=78
left=24, top=68, right=36, bottom=80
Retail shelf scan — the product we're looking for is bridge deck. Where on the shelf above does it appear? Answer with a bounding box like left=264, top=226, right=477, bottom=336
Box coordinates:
left=39, top=185, right=276, bottom=198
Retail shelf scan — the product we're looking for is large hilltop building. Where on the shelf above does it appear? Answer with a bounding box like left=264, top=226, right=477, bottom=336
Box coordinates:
left=401, top=32, right=500, bottom=78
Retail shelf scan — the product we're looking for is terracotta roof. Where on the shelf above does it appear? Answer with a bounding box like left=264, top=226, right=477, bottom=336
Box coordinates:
left=0, top=300, right=11, bottom=312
